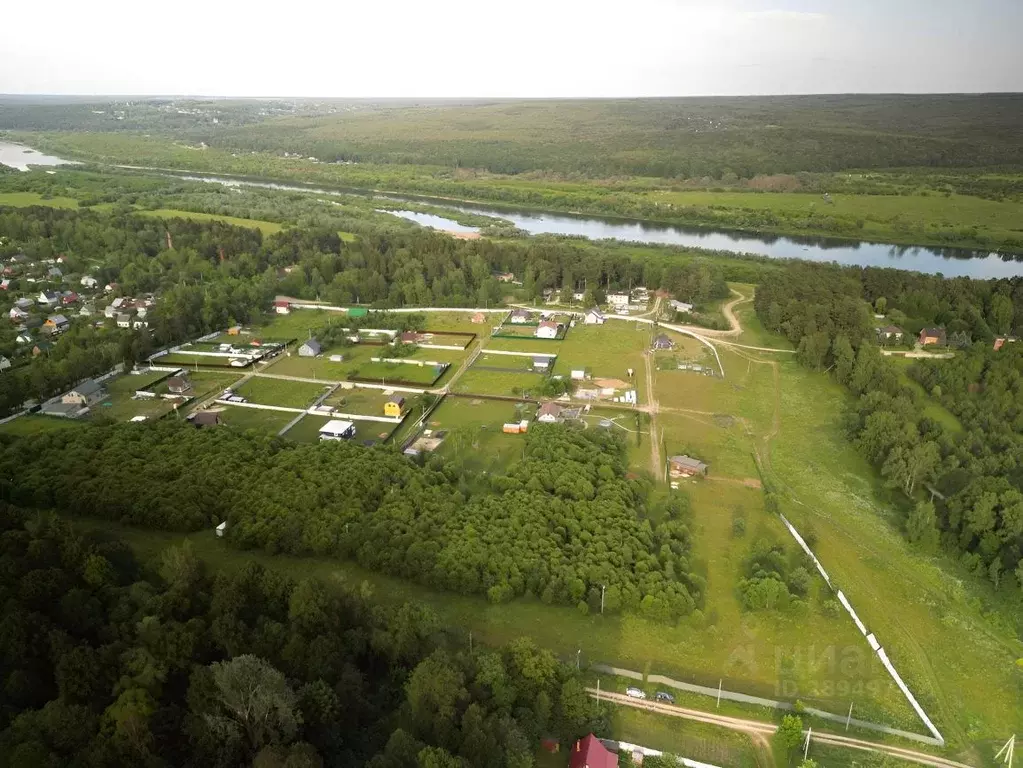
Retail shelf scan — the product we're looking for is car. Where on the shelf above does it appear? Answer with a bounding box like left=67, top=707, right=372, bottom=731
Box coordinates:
left=655, top=691, right=675, bottom=704
left=625, top=687, right=647, bottom=699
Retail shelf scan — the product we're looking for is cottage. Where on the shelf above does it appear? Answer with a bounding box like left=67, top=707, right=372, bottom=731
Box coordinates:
left=274, top=299, right=292, bottom=314
left=15, top=297, right=34, bottom=309
left=607, top=293, right=630, bottom=309
left=319, top=419, right=356, bottom=441
left=569, top=734, right=617, bottom=768
left=80, top=275, right=99, bottom=288
left=62, top=378, right=106, bottom=407
left=652, top=333, right=674, bottom=350
left=116, top=313, right=132, bottom=328
left=533, top=356, right=552, bottom=372
left=919, top=327, right=946, bottom=346
left=227, top=325, right=242, bottom=335
left=669, top=299, right=694, bottom=314
left=44, top=314, right=70, bottom=334
left=668, top=454, right=709, bottom=478
left=583, top=308, right=605, bottom=325
left=38, top=290, right=60, bottom=305
left=215, top=521, right=228, bottom=538
left=470, top=312, right=487, bottom=324
left=61, top=291, right=78, bottom=305
left=384, top=397, right=406, bottom=417
left=298, top=338, right=322, bottom=357
left=78, top=304, right=94, bottom=317
left=9, top=306, right=28, bottom=321
left=32, top=341, right=52, bottom=356
left=188, top=411, right=222, bottom=428
left=494, top=272, right=515, bottom=283
left=16, top=333, right=32, bottom=345
left=509, top=309, right=531, bottom=324
left=536, top=402, right=563, bottom=423
left=167, top=375, right=191, bottom=394
left=0, top=279, right=10, bottom=291
left=535, top=321, right=560, bottom=339
left=0, top=356, right=11, bottom=372
left=878, top=325, right=904, bottom=341
left=993, top=336, right=1019, bottom=351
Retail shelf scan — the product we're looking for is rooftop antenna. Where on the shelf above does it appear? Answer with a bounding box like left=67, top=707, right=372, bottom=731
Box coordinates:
left=995, top=735, right=1016, bottom=768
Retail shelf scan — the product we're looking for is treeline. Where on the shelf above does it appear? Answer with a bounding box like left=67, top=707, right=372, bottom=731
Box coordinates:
left=2, top=422, right=704, bottom=622
left=0, top=505, right=606, bottom=767
left=756, top=262, right=1023, bottom=593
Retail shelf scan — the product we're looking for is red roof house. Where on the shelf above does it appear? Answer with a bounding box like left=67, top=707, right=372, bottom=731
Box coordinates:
left=569, top=734, right=618, bottom=768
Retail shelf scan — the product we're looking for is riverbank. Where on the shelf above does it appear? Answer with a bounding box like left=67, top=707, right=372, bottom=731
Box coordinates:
left=17, top=131, right=1023, bottom=257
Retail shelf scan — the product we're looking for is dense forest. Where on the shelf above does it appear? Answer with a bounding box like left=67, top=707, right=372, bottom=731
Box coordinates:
left=0, top=505, right=607, bottom=767
left=1, top=423, right=703, bottom=621
left=755, top=262, right=1023, bottom=592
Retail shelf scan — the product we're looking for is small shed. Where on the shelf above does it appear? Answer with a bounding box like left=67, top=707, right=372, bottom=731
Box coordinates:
left=216, top=521, right=228, bottom=538
left=570, top=369, right=586, bottom=380
left=319, top=419, right=356, bottom=441
left=384, top=397, right=405, bottom=417
left=298, top=338, right=322, bottom=357
left=652, top=333, right=674, bottom=350
left=668, top=454, right=709, bottom=478
left=347, top=307, right=369, bottom=318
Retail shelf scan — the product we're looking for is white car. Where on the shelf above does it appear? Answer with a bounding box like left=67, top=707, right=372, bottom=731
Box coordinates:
left=625, top=687, right=647, bottom=700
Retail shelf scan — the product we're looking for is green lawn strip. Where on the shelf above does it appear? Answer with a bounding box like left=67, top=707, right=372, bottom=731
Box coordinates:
left=215, top=404, right=296, bottom=433
left=157, top=352, right=249, bottom=369
left=266, top=343, right=379, bottom=380
left=0, top=191, right=81, bottom=208
left=452, top=368, right=547, bottom=397
left=135, top=208, right=284, bottom=235
left=0, top=414, right=88, bottom=436
left=233, top=377, right=330, bottom=408
left=606, top=705, right=760, bottom=767
left=352, top=360, right=446, bottom=386
left=765, top=360, right=1023, bottom=746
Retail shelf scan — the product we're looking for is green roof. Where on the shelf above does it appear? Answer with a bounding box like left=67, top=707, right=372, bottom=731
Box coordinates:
left=347, top=307, right=368, bottom=318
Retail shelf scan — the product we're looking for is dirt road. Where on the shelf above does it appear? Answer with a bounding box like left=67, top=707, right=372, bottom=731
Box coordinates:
left=589, top=690, right=973, bottom=768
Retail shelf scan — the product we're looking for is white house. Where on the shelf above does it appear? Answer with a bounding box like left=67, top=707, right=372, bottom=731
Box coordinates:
left=535, top=321, right=560, bottom=339
left=38, top=290, right=60, bottom=305
left=298, top=339, right=322, bottom=357
left=274, top=299, right=292, bottom=314
left=509, top=309, right=531, bottom=324
left=583, top=308, right=605, bottom=325
left=9, top=306, right=28, bottom=321
left=669, top=300, right=694, bottom=314
left=80, top=275, right=99, bottom=289
left=319, top=419, right=356, bottom=441
left=116, top=313, right=132, bottom=328
left=536, top=402, right=563, bottom=424
left=0, top=356, right=11, bottom=372
left=607, top=293, right=630, bottom=309
left=62, top=378, right=106, bottom=406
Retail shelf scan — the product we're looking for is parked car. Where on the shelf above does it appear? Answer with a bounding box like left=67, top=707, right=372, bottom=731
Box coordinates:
left=655, top=691, right=675, bottom=704
left=625, top=687, right=647, bottom=700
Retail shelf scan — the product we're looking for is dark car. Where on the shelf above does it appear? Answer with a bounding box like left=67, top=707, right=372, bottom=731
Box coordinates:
left=654, top=691, right=675, bottom=704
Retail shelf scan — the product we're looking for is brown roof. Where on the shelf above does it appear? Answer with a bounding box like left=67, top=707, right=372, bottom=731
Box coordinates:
left=189, top=411, right=221, bottom=427
left=537, top=402, right=563, bottom=419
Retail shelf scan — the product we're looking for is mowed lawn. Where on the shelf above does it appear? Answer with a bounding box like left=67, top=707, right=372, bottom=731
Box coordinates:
left=452, top=367, right=547, bottom=397
left=0, top=414, right=88, bottom=436
left=215, top=405, right=295, bottom=433
left=0, top=191, right=80, bottom=209
left=135, top=208, right=284, bottom=236
left=551, top=321, right=650, bottom=402
left=93, top=373, right=176, bottom=422
left=232, top=378, right=330, bottom=408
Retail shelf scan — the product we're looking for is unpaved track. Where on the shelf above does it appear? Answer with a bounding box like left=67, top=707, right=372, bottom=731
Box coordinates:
left=590, top=691, right=973, bottom=768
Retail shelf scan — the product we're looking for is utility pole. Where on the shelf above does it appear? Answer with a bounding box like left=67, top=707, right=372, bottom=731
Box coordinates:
left=845, top=702, right=853, bottom=731
left=600, top=584, right=606, bottom=614
left=803, top=727, right=812, bottom=761
left=469, top=631, right=473, bottom=655
left=996, top=735, right=1016, bottom=768
left=716, top=679, right=722, bottom=708
left=576, top=649, right=581, bottom=670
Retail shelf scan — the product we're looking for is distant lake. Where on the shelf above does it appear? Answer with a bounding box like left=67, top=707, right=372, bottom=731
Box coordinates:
left=5, top=143, right=1022, bottom=278
left=0, top=141, right=77, bottom=171
left=377, top=209, right=479, bottom=234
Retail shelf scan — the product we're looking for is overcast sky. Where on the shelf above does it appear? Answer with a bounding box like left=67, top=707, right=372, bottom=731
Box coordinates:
left=2, top=0, right=1021, bottom=97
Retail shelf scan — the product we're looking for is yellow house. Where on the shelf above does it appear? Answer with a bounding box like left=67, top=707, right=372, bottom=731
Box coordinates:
left=384, top=397, right=405, bottom=417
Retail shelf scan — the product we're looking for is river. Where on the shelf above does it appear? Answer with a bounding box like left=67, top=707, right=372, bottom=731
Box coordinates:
left=3, top=140, right=1021, bottom=278
left=0, top=141, right=77, bottom=171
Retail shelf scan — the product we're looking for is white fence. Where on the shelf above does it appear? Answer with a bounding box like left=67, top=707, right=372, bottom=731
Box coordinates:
left=779, top=514, right=944, bottom=745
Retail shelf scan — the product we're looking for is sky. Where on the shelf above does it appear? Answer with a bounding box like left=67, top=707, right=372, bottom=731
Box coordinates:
left=2, top=0, right=1021, bottom=97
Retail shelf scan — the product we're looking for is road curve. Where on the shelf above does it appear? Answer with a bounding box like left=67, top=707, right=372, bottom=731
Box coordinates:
left=588, top=690, right=974, bottom=768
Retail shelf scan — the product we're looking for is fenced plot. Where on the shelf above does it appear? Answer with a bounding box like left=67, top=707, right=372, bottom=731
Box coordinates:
left=284, top=414, right=399, bottom=445
left=323, top=387, right=426, bottom=418
left=349, top=360, right=448, bottom=387
left=452, top=368, right=548, bottom=397
left=93, top=374, right=181, bottom=422
left=233, top=378, right=331, bottom=409
left=426, top=397, right=537, bottom=472
left=216, top=405, right=296, bottom=433
left=157, top=352, right=254, bottom=369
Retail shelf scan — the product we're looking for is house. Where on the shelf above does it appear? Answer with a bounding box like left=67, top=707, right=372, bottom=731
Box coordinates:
left=104, top=304, right=118, bottom=318
left=188, top=411, right=222, bottom=428
left=533, top=356, right=552, bottom=372
left=583, top=308, right=605, bottom=325
left=47, top=267, right=63, bottom=279
left=62, top=378, right=106, bottom=407
left=167, top=375, right=191, bottom=394
left=400, top=331, right=424, bottom=344
left=384, top=397, right=405, bottom=417
left=32, top=341, right=53, bottom=357
left=9, top=306, right=28, bottom=321
left=669, top=455, right=709, bottom=478
left=80, top=275, right=98, bottom=288
left=61, top=291, right=78, bottom=306
left=16, top=333, right=32, bottom=345
left=15, top=297, right=34, bottom=309
left=652, top=333, right=674, bottom=350
left=116, top=313, right=133, bottom=328
left=135, top=306, right=148, bottom=318
left=0, top=278, right=10, bottom=290
left=274, top=299, right=292, bottom=314
left=78, top=304, right=94, bottom=317
left=569, top=733, right=618, bottom=768
left=227, top=325, right=242, bottom=335
left=494, top=271, right=515, bottom=283
left=669, top=299, right=694, bottom=314
left=104, top=282, right=119, bottom=293
left=607, top=293, right=630, bottom=309
left=571, top=369, right=586, bottom=380
left=44, top=314, right=70, bottom=334
left=470, top=312, right=487, bottom=324
left=38, top=290, right=60, bottom=305
left=509, top=309, right=531, bottom=324
left=919, top=327, right=946, bottom=346
left=993, top=336, right=1019, bottom=351
left=537, top=402, right=563, bottom=423
left=878, top=325, right=904, bottom=341
left=318, top=419, right=356, bottom=441
left=298, top=339, right=322, bottom=357
left=535, top=321, right=561, bottom=339
left=0, top=356, right=10, bottom=372
left=215, top=521, right=227, bottom=538
left=575, top=387, right=601, bottom=400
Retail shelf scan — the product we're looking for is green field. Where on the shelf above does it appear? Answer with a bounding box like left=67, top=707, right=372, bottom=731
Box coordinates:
left=427, top=397, right=537, bottom=473
left=0, top=191, right=81, bottom=209
left=0, top=414, right=87, bottom=436
left=215, top=404, right=295, bottom=433
left=92, top=372, right=177, bottom=422
left=136, top=208, right=284, bottom=235
left=232, top=377, right=329, bottom=408
left=351, top=360, right=446, bottom=386
left=452, top=367, right=548, bottom=397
